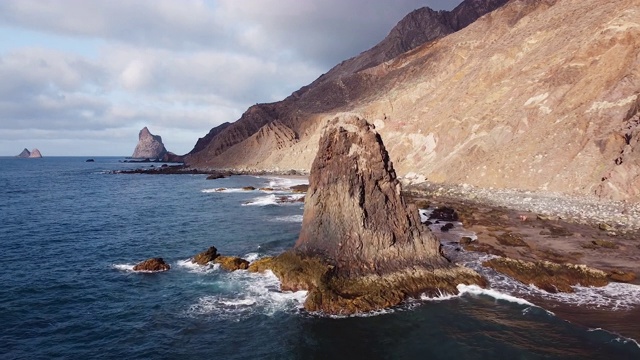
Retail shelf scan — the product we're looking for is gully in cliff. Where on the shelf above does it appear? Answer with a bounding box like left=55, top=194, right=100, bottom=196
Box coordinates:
left=250, top=115, right=486, bottom=314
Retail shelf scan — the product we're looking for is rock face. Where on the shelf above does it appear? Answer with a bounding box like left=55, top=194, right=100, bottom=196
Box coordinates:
left=185, top=0, right=640, bottom=201
left=28, top=149, right=42, bottom=158
left=262, top=116, right=485, bottom=314
left=192, top=246, right=218, bottom=265
left=16, top=148, right=30, bottom=158
left=131, top=127, right=167, bottom=159
left=133, top=258, right=170, bottom=272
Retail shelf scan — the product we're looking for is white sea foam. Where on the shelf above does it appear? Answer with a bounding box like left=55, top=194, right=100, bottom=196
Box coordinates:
left=243, top=194, right=279, bottom=206
left=243, top=253, right=260, bottom=262
left=242, top=194, right=305, bottom=206
left=201, top=188, right=245, bottom=193
left=271, top=215, right=304, bottom=223
left=176, top=259, right=220, bottom=273
left=187, top=270, right=307, bottom=319
left=262, top=176, right=308, bottom=189
left=112, top=263, right=135, bottom=271
left=457, top=284, right=536, bottom=307
left=420, top=289, right=459, bottom=301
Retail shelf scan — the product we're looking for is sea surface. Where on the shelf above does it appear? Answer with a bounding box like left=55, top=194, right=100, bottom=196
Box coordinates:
left=1, top=157, right=640, bottom=359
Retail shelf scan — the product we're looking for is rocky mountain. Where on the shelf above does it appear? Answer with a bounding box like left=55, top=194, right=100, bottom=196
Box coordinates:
left=187, top=0, right=640, bottom=201
left=16, top=148, right=30, bottom=158
left=184, top=0, right=508, bottom=167
left=131, top=127, right=168, bottom=159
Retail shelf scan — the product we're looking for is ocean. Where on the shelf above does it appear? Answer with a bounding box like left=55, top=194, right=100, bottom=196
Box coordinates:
left=1, top=157, right=639, bottom=359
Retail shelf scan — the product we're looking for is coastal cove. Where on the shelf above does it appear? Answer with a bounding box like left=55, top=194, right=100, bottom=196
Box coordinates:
left=1, top=157, right=640, bottom=359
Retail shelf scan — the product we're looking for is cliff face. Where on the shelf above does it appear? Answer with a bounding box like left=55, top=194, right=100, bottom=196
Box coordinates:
left=184, top=0, right=508, bottom=168
left=188, top=0, right=640, bottom=201
left=131, top=127, right=168, bottom=159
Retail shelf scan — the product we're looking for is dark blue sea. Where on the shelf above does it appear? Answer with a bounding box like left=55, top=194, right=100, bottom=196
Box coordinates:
left=2, top=157, right=640, bottom=359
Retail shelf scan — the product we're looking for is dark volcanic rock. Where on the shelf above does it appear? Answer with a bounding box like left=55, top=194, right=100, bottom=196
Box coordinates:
left=133, top=258, right=170, bottom=272
left=132, top=127, right=168, bottom=159
left=261, top=116, right=485, bottom=314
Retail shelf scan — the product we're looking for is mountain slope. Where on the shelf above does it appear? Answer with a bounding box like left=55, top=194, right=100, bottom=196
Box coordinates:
left=185, top=0, right=509, bottom=166
left=189, top=0, right=640, bottom=201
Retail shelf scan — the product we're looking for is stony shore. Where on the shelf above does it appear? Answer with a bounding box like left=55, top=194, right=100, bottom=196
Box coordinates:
left=403, top=181, right=640, bottom=231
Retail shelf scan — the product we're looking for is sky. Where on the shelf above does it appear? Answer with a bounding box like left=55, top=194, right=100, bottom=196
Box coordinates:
left=0, top=0, right=460, bottom=156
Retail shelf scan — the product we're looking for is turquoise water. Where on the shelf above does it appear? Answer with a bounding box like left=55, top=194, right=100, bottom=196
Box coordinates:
left=1, top=157, right=639, bottom=359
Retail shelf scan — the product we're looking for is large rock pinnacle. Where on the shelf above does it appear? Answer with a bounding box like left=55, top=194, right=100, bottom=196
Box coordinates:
left=295, top=116, right=447, bottom=276
left=131, top=127, right=168, bottom=159
left=261, top=115, right=485, bottom=314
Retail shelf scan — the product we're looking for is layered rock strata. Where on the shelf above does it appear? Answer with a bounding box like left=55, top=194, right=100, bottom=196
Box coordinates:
left=131, top=127, right=168, bottom=159
left=257, top=116, right=485, bottom=314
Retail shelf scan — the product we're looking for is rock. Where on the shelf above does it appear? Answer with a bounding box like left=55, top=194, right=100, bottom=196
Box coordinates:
left=28, top=149, right=42, bottom=158
left=429, top=207, right=459, bottom=222
left=191, top=246, right=219, bottom=265
left=483, top=257, right=608, bottom=293
left=242, top=186, right=256, bottom=191
left=131, top=127, right=168, bottom=159
left=248, top=257, right=275, bottom=273
left=268, top=116, right=485, bottom=314
left=414, top=200, right=430, bottom=209
left=206, top=173, right=226, bottom=180
left=459, top=237, right=474, bottom=245
left=598, top=223, right=614, bottom=232
left=16, top=148, right=30, bottom=158
left=290, top=184, right=309, bottom=193
left=591, top=239, right=618, bottom=249
left=275, top=195, right=305, bottom=204
left=441, top=223, right=454, bottom=232
left=86, top=159, right=95, bottom=162
left=259, top=187, right=275, bottom=191
left=495, top=232, right=529, bottom=247
left=161, top=152, right=184, bottom=163
left=462, top=242, right=506, bottom=257
left=214, top=256, right=250, bottom=271
left=133, top=258, right=170, bottom=272
left=607, top=270, right=636, bottom=283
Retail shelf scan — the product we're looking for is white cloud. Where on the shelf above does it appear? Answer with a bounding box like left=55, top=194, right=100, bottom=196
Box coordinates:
left=0, top=0, right=462, bottom=155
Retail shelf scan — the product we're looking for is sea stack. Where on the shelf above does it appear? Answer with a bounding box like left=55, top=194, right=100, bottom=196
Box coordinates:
left=131, top=127, right=167, bottom=159
left=262, top=116, right=485, bottom=314
left=29, top=149, right=42, bottom=158
left=16, top=148, right=30, bottom=158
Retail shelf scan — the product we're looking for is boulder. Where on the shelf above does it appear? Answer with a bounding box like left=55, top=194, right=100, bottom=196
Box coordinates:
left=242, top=186, right=256, bottom=191
left=260, top=116, right=485, bottom=314
left=483, top=257, right=609, bottom=293
left=131, top=127, right=168, bottom=159
left=290, top=184, right=309, bottom=193
left=133, top=258, right=170, bottom=272
left=214, top=256, right=250, bottom=271
left=191, top=246, right=219, bottom=265
left=608, top=270, right=636, bottom=283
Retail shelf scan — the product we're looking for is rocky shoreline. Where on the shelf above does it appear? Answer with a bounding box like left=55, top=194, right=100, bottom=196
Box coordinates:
left=403, top=181, right=640, bottom=231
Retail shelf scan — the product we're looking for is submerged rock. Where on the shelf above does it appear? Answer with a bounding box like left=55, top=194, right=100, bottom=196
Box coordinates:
left=483, top=257, right=608, bottom=293
left=256, top=116, right=485, bottom=314
left=133, top=258, right=170, bottom=272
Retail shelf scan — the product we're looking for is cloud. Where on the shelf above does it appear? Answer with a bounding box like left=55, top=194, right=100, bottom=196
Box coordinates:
left=0, top=0, right=463, bottom=155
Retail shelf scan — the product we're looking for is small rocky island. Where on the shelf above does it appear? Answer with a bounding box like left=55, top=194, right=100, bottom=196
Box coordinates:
left=250, top=116, right=485, bottom=314
left=131, top=127, right=168, bottom=160
left=16, top=148, right=42, bottom=158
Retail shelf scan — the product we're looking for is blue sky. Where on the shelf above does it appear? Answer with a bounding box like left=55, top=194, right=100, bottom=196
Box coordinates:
left=0, top=0, right=460, bottom=156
